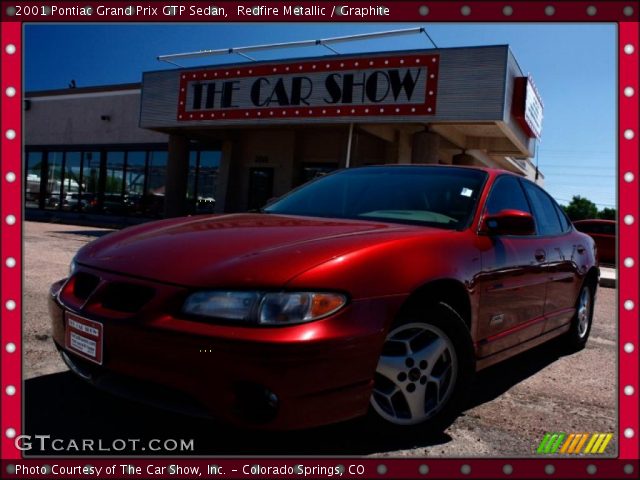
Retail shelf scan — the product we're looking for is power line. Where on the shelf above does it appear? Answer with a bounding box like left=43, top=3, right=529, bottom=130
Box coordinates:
left=542, top=174, right=615, bottom=178
left=540, top=165, right=614, bottom=170
left=538, top=149, right=614, bottom=153
left=553, top=197, right=616, bottom=207
left=540, top=161, right=616, bottom=166
left=547, top=181, right=615, bottom=186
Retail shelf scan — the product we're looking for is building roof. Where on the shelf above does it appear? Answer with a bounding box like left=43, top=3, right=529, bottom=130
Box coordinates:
left=26, top=82, right=141, bottom=98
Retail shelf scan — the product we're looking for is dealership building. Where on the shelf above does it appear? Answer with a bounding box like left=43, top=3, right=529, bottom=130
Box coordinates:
left=24, top=44, right=544, bottom=219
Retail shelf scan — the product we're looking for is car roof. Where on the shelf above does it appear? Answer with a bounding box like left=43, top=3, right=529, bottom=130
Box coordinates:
left=352, top=164, right=513, bottom=177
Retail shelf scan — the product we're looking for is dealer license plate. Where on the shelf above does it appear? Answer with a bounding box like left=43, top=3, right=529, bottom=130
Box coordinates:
left=64, top=312, right=103, bottom=365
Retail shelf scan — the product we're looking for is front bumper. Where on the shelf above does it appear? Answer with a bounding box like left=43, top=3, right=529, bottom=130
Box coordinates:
left=48, top=269, right=405, bottom=430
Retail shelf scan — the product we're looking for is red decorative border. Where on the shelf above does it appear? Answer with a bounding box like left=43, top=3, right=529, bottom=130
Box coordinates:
left=618, top=20, right=639, bottom=462
left=0, top=459, right=638, bottom=478
left=1, top=2, right=639, bottom=478
left=0, top=2, right=637, bottom=22
left=176, top=54, right=439, bottom=121
left=1, top=19, right=22, bottom=462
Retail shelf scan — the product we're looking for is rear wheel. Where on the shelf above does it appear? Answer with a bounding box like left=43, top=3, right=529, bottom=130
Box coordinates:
left=369, top=302, right=474, bottom=432
left=563, top=283, right=594, bottom=351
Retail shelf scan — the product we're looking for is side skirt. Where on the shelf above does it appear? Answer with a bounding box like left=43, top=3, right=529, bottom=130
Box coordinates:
left=475, top=324, right=571, bottom=371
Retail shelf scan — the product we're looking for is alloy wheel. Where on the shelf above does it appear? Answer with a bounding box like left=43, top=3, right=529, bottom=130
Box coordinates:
left=577, top=287, right=591, bottom=339
left=371, top=322, right=458, bottom=426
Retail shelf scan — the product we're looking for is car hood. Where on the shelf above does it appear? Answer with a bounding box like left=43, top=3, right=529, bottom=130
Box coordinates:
left=76, top=213, right=430, bottom=287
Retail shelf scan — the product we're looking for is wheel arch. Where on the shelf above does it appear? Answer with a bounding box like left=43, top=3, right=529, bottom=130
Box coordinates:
left=399, top=279, right=473, bottom=332
left=584, top=266, right=600, bottom=292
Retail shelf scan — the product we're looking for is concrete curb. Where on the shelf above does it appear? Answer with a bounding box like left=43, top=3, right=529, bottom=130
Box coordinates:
left=599, top=267, right=616, bottom=289
left=599, top=277, right=616, bottom=289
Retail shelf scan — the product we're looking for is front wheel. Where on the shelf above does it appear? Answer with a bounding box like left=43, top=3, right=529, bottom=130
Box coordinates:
left=369, top=302, right=474, bottom=431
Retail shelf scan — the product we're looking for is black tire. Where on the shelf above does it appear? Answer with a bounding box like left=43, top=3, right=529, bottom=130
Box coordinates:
left=367, top=301, right=475, bottom=434
left=563, top=282, right=595, bottom=352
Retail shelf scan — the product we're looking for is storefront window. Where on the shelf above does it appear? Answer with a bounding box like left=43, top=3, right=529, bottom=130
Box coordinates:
left=24, top=146, right=219, bottom=219
left=125, top=151, right=147, bottom=216
left=82, top=151, right=100, bottom=212
left=104, top=151, right=126, bottom=214
left=44, top=152, right=64, bottom=210
left=61, top=152, right=82, bottom=211
left=144, top=151, right=168, bottom=217
left=187, top=151, right=198, bottom=212
left=196, top=151, right=219, bottom=213
left=25, top=151, right=43, bottom=208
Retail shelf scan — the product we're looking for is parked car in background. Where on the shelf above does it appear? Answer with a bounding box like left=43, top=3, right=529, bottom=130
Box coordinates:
left=573, top=219, right=616, bottom=265
left=195, top=196, right=216, bottom=214
left=62, top=193, right=95, bottom=212
left=49, top=165, right=599, bottom=432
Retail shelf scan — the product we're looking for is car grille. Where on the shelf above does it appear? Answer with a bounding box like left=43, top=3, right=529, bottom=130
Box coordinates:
left=64, top=271, right=156, bottom=315
left=73, top=272, right=100, bottom=300
left=100, top=282, right=155, bottom=313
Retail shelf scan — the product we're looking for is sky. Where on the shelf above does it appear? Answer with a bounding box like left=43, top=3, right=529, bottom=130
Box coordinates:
left=24, top=23, right=617, bottom=209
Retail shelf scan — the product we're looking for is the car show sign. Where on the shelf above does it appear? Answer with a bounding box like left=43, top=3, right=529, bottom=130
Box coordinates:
left=512, top=76, right=544, bottom=138
left=176, top=53, right=439, bottom=121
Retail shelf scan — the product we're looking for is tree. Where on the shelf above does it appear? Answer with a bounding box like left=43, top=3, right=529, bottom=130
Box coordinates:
left=597, top=207, right=616, bottom=220
left=563, top=195, right=598, bottom=221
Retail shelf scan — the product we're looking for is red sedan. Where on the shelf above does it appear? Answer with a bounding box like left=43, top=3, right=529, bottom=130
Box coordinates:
left=573, top=219, right=616, bottom=266
left=49, top=165, right=598, bottom=431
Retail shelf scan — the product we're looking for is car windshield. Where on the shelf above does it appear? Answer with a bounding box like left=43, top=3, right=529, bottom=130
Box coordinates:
left=264, top=166, right=488, bottom=229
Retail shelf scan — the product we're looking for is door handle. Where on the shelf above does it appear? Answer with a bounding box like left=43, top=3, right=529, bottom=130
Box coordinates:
left=535, top=250, right=546, bottom=262
left=577, top=245, right=586, bottom=254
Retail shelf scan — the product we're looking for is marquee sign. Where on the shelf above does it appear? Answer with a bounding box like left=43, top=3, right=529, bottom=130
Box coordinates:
left=512, top=76, right=544, bottom=138
left=176, top=53, right=439, bottom=121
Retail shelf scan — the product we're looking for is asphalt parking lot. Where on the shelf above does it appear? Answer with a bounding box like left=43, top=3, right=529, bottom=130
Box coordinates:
left=23, top=221, right=617, bottom=457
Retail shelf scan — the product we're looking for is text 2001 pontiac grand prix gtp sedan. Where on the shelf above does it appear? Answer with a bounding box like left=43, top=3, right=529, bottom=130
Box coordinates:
left=49, top=165, right=598, bottom=431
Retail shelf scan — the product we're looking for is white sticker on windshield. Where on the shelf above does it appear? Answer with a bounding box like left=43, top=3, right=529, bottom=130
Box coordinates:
left=460, top=187, right=473, bottom=197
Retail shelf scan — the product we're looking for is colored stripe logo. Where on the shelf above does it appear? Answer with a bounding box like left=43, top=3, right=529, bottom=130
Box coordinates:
left=537, top=433, right=613, bottom=454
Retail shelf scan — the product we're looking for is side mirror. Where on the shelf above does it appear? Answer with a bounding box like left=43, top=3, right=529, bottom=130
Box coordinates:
left=482, top=209, right=536, bottom=236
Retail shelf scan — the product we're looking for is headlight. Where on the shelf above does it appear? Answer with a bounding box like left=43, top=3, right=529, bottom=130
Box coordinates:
left=182, top=291, right=261, bottom=322
left=69, top=259, right=78, bottom=276
left=258, top=292, right=346, bottom=325
left=181, top=291, right=347, bottom=325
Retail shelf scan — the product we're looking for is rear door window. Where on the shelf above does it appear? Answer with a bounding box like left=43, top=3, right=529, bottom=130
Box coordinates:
left=554, top=203, right=571, bottom=232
